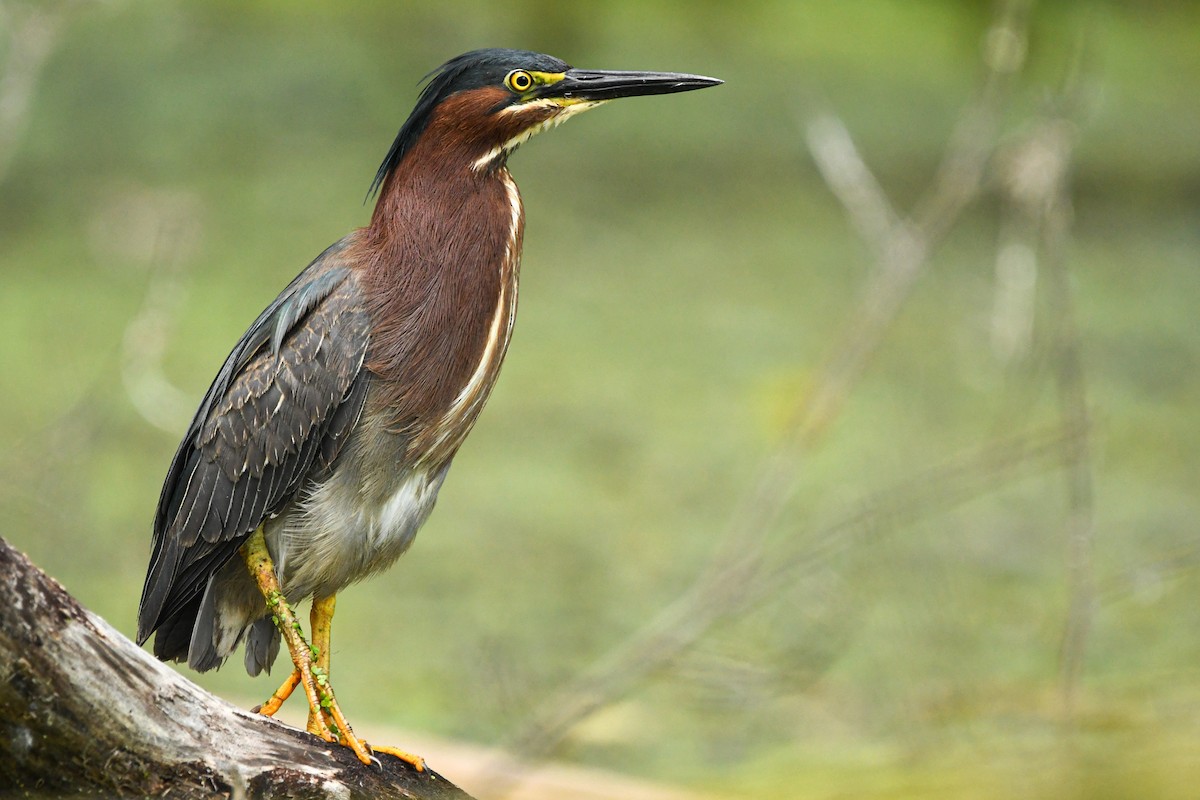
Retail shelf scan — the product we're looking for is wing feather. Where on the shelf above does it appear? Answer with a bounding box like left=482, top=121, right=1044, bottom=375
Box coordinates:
left=137, top=237, right=371, bottom=647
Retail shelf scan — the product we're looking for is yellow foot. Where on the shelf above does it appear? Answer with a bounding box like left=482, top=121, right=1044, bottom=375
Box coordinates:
left=370, top=743, right=427, bottom=772
left=306, top=706, right=333, bottom=737
left=315, top=692, right=374, bottom=764
left=240, top=529, right=372, bottom=764
left=254, top=668, right=301, bottom=717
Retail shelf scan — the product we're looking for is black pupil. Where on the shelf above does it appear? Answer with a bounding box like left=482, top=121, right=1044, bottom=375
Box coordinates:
left=514, top=73, right=529, bottom=88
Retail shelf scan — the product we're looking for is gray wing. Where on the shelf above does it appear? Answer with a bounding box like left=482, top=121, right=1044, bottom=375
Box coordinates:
left=136, top=237, right=371, bottom=658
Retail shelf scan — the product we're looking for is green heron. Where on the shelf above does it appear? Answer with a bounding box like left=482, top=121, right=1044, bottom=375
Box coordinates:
left=136, top=48, right=720, bottom=769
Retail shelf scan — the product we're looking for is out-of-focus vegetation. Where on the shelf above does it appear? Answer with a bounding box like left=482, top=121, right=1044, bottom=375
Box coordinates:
left=2, top=1, right=1198, bottom=797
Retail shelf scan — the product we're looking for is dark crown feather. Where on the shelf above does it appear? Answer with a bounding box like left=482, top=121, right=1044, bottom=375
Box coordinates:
left=366, top=48, right=571, bottom=200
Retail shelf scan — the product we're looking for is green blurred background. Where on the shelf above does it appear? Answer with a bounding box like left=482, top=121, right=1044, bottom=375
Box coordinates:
left=2, top=1, right=1198, bottom=797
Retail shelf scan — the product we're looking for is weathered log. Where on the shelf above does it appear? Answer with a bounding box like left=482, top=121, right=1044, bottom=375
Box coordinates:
left=0, top=537, right=475, bottom=799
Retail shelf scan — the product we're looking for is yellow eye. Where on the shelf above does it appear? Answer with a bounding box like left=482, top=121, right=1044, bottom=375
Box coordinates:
left=505, top=70, right=534, bottom=93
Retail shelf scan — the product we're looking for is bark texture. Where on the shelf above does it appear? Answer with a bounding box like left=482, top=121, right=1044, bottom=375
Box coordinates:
left=0, top=537, right=475, bottom=799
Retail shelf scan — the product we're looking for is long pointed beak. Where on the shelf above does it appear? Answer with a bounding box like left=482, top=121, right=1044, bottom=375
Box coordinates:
left=544, top=68, right=722, bottom=102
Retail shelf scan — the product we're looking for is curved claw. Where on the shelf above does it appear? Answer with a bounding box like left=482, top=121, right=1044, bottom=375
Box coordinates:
left=339, top=727, right=375, bottom=765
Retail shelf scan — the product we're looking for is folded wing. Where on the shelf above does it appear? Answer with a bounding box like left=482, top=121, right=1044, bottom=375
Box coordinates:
left=136, top=238, right=371, bottom=656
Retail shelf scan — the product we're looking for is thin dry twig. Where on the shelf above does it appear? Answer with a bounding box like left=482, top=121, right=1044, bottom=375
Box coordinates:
left=0, top=0, right=95, bottom=185
left=118, top=189, right=203, bottom=434
left=758, top=421, right=1084, bottom=602
left=481, top=422, right=1080, bottom=797
left=994, top=35, right=1095, bottom=716
left=804, top=112, right=898, bottom=256
left=483, top=4, right=1035, bottom=790
left=1038, top=125, right=1093, bottom=717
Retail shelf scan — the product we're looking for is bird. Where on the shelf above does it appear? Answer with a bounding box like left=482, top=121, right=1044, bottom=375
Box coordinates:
left=135, top=48, right=720, bottom=769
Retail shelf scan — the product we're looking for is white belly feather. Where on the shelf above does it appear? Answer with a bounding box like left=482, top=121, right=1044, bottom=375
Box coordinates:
left=269, top=465, right=448, bottom=601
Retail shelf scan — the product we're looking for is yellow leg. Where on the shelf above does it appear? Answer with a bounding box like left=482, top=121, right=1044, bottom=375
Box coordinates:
left=307, top=594, right=337, bottom=735
left=240, top=528, right=373, bottom=765
left=308, top=592, right=427, bottom=772
left=255, top=596, right=336, bottom=720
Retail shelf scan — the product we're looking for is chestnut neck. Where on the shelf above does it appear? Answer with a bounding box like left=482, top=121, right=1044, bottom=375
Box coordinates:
left=355, top=93, right=525, bottom=448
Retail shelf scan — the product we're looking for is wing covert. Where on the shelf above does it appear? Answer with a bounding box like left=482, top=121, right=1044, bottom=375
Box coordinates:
left=137, top=239, right=371, bottom=646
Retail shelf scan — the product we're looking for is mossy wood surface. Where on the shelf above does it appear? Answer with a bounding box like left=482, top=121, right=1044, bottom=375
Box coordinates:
left=0, top=537, right=474, bottom=800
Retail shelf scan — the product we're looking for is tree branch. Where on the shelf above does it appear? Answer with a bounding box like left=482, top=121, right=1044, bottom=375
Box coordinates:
left=0, top=537, right=475, bottom=799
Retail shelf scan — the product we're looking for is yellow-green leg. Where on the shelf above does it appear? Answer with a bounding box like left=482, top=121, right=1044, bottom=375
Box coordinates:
left=240, top=528, right=373, bottom=765
left=260, top=594, right=336, bottom=719
left=308, top=592, right=427, bottom=772
left=255, top=595, right=335, bottom=730
left=307, top=594, right=337, bottom=735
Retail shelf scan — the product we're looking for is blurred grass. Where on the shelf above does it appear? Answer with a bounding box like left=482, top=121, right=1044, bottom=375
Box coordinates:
left=1, top=0, right=1198, bottom=797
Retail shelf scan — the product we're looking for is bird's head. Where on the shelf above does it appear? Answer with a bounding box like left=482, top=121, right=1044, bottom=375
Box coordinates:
left=369, top=48, right=721, bottom=194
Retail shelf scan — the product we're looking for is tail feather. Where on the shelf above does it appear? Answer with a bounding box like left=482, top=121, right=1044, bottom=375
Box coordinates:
left=150, top=594, right=202, bottom=664
left=187, top=574, right=223, bottom=671
left=244, top=617, right=281, bottom=676
left=143, top=542, right=283, bottom=676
